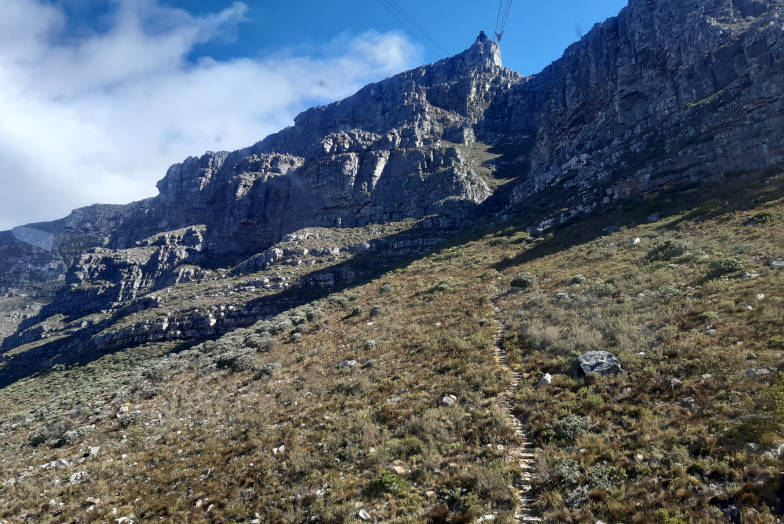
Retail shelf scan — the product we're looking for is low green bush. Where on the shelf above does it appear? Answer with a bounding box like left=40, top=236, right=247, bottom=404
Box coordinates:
left=511, top=272, right=537, bottom=289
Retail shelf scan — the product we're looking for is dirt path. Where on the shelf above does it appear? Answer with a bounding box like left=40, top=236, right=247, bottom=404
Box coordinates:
left=491, top=301, right=541, bottom=523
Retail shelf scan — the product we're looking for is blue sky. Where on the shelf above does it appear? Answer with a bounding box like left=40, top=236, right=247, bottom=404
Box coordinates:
left=0, top=0, right=627, bottom=230
left=58, top=0, right=628, bottom=75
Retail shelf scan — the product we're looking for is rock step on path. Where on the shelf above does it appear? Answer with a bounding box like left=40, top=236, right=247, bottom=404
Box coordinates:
left=491, top=301, right=542, bottom=522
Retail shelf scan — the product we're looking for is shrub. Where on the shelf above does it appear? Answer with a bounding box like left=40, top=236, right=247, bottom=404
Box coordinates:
left=367, top=471, right=408, bottom=497
left=698, top=312, right=719, bottom=323
left=558, top=414, right=591, bottom=441
left=645, top=240, right=690, bottom=262
left=571, top=274, right=586, bottom=284
left=511, top=272, right=537, bottom=289
left=119, top=411, right=142, bottom=428
left=551, top=458, right=582, bottom=487
left=709, top=257, right=743, bottom=276
left=589, top=282, right=617, bottom=298
left=227, top=354, right=259, bottom=372
left=766, top=336, right=784, bottom=350
left=246, top=335, right=278, bottom=352
left=753, top=211, right=777, bottom=225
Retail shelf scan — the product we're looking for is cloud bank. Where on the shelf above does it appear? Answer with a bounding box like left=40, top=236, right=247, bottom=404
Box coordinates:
left=0, top=0, right=420, bottom=230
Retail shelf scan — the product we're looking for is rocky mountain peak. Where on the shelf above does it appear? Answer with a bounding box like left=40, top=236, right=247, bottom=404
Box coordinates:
left=451, top=31, right=503, bottom=70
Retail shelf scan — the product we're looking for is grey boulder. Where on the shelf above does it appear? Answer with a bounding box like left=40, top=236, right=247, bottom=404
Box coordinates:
left=578, top=351, right=622, bottom=376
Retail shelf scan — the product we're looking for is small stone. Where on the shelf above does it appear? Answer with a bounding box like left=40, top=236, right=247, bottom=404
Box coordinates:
left=748, top=352, right=759, bottom=360
left=338, top=359, right=357, bottom=369
left=358, top=509, right=371, bottom=521
left=538, top=373, right=553, bottom=386
left=84, top=497, right=100, bottom=506
left=391, top=464, right=406, bottom=475
left=757, top=293, right=765, bottom=301
left=88, top=446, right=100, bottom=457
left=706, top=328, right=717, bottom=335
left=631, top=237, right=641, bottom=246
left=756, top=368, right=771, bottom=376
left=680, top=397, right=696, bottom=410
left=364, top=340, right=377, bottom=350
left=69, top=471, right=88, bottom=484
left=670, top=378, right=682, bottom=388
left=554, top=292, right=570, bottom=303
left=739, top=302, right=753, bottom=311
left=441, top=394, right=457, bottom=405
left=743, top=272, right=761, bottom=279
left=701, top=374, right=713, bottom=382
left=770, top=259, right=784, bottom=270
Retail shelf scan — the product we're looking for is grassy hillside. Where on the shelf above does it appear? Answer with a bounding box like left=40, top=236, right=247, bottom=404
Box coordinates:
left=0, top=170, right=782, bottom=523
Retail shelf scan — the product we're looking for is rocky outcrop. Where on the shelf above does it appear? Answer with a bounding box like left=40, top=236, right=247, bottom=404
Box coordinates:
left=500, top=0, right=784, bottom=220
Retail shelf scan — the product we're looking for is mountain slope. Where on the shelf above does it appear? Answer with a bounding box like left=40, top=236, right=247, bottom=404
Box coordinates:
left=1, top=0, right=784, bottom=522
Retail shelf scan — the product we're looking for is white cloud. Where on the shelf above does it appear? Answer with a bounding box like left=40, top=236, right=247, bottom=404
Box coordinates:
left=0, top=0, right=421, bottom=230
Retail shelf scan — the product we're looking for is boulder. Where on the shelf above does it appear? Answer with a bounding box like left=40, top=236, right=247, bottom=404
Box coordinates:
left=578, top=351, right=622, bottom=376
left=441, top=394, right=458, bottom=405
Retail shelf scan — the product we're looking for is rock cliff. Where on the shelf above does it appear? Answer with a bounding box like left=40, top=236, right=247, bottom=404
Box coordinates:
left=2, top=0, right=784, bottom=355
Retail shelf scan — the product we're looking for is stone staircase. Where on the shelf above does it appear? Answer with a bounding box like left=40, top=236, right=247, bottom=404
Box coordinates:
left=492, top=303, right=542, bottom=523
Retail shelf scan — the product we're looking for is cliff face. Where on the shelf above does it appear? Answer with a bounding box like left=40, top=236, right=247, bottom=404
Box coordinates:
left=500, top=0, right=784, bottom=218
left=2, top=0, right=784, bottom=349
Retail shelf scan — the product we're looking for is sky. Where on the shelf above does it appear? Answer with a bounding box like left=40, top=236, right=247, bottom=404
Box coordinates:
left=0, top=0, right=628, bottom=230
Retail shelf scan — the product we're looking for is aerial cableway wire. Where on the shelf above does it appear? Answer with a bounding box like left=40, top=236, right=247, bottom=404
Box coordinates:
left=378, top=0, right=449, bottom=57
left=494, top=0, right=513, bottom=42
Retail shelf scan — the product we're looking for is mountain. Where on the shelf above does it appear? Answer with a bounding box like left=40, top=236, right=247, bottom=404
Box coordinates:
left=1, top=0, right=784, bottom=522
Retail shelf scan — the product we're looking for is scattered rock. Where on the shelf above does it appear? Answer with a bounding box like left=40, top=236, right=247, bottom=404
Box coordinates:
left=391, top=464, right=407, bottom=475
left=680, top=397, right=696, bottom=410
left=69, top=471, right=88, bottom=484
left=538, top=373, right=553, bottom=386
left=441, top=394, right=457, bottom=406
left=259, top=362, right=282, bottom=376
left=578, top=351, right=622, bottom=376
